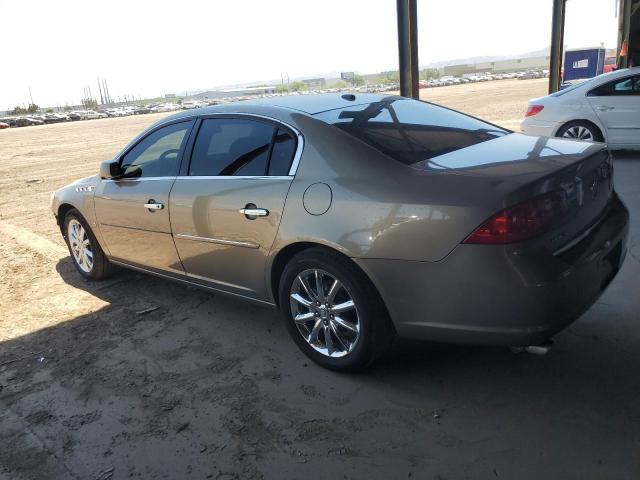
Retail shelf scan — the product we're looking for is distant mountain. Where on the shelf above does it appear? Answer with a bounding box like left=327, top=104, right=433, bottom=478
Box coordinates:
left=187, top=47, right=553, bottom=95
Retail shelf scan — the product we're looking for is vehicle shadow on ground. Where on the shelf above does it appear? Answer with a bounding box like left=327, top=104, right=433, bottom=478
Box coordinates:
left=1, top=210, right=639, bottom=478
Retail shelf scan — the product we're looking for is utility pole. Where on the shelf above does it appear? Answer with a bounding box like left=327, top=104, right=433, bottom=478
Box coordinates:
left=28, top=86, right=34, bottom=106
left=104, top=79, right=111, bottom=104
left=98, top=77, right=104, bottom=105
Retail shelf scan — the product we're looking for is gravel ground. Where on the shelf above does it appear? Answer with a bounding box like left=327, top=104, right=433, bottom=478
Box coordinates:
left=1, top=80, right=638, bottom=480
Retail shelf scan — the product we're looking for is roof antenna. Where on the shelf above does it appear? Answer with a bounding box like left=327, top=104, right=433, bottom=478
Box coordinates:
left=341, top=93, right=356, bottom=101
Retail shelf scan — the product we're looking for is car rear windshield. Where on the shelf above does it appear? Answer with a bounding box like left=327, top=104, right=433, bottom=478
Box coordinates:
left=313, top=98, right=508, bottom=166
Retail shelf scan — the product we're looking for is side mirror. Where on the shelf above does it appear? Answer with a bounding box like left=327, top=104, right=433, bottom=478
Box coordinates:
left=100, top=159, right=123, bottom=179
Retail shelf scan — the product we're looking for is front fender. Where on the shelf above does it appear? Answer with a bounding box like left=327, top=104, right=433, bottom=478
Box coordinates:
left=51, top=175, right=109, bottom=254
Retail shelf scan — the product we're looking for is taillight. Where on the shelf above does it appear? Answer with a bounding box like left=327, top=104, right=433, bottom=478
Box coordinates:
left=525, top=105, right=544, bottom=117
left=463, top=191, right=567, bottom=244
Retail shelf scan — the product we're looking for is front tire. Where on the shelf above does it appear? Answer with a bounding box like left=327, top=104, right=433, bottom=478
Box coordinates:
left=279, top=248, right=395, bottom=371
left=63, top=209, right=112, bottom=280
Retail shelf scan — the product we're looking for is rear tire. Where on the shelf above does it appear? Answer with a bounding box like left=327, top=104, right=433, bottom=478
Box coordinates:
left=556, top=121, right=604, bottom=142
left=63, top=209, right=112, bottom=280
left=279, top=248, right=395, bottom=371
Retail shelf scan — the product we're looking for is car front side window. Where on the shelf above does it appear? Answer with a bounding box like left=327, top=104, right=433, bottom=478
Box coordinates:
left=120, top=122, right=190, bottom=178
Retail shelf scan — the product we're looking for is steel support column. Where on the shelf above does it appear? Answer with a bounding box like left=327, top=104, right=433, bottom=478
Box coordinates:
left=397, top=0, right=419, bottom=99
left=549, top=0, right=566, bottom=94
left=409, top=0, right=419, bottom=98
left=619, top=0, right=632, bottom=68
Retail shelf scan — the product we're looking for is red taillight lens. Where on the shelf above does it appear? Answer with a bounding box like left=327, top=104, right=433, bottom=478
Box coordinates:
left=463, top=191, right=567, bottom=244
left=525, top=105, right=544, bottom=117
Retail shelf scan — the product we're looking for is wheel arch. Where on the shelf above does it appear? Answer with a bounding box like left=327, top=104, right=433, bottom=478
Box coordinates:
left=555, top=118, right=606, bottom=142
left=57, top=203, right=77, bottom=234
left=268, top=241, right=391, bottom=327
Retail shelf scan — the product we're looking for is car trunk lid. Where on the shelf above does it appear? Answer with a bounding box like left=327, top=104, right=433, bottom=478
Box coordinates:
left=416, top=133, right=614, bottom=252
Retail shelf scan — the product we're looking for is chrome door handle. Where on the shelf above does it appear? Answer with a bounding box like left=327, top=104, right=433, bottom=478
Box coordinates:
left=144, top=201, right=164, bottom=211
left=239, top=208, right=269, bottom=217
left=596, top=106, right=614, bottom=111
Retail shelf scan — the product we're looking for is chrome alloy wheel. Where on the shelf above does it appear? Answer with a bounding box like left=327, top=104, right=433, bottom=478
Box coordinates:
left=562, top=125, right=594, bottom=141
left=289, top=269, right=360, bottom=358
left=67, top=219, right=93, bottom=273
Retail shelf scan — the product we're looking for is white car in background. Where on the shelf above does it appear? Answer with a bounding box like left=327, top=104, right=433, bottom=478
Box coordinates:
left=521, top=67, right=640, bottom=149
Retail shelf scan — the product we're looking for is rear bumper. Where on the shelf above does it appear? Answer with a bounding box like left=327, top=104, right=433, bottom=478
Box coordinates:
left=520, top=117, right=558, bottom=137
left=356, top=194, right=629, bottom=346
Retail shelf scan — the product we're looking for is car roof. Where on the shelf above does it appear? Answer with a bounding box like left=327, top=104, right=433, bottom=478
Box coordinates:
left=188, top=93, right=400, bottom=116
left=233, top=93, right=398, bottom=114
left=591, top=66, right=640, bottom=84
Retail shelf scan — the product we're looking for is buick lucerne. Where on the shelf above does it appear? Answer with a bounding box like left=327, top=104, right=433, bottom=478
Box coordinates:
left=51, top=94, right=629, bottom=370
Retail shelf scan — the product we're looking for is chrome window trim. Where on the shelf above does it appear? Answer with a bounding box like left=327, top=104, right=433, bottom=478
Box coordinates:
left=105, top=112, right=304, bottom=181
left=102, top=177, right=174, bottom=182
left=190, top=112, right=305, bottom=177
left=174, top=175, right=292, bottom=181
left=104, top=176, right=294, bottom=183
left=174, top=233, right=259, bottom=249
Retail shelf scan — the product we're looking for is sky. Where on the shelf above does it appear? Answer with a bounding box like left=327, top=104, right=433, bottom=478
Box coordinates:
left=0, top=0, right=620, bottom=109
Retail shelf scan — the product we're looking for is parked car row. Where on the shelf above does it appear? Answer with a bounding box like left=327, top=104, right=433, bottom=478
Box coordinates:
left=0, top=110, right=108, bottom=127
left=1, top=70, right=552, bottom=130
left=0, top=104, right=185, bottom=128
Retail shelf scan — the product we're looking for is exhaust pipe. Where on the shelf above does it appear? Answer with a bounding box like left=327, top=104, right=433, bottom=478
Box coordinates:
left=510, top=340, right=553, bottom=356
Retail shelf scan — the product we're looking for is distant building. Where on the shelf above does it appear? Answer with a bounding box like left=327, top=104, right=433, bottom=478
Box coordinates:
left=188, top=85, right=277, bottom=100
left=164, top=93, right=177, bottom=99
left=302, top=78, right=326, bottom=89
left=443, top=56, right=551, bottom=76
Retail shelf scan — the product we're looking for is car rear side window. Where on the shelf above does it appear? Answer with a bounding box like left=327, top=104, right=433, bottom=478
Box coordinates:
left=268, top=129, right=296, bottom=176
left=314, top=98, right=507, bottom=166
left=189, top=118, right=276, bottom=176
left=612, top=76, right=640, bottom=95
left=589, top=76, right=640, bottom=96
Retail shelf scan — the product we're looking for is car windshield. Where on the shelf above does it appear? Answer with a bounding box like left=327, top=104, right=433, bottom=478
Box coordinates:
left=314, top=98, right=508, bottom=166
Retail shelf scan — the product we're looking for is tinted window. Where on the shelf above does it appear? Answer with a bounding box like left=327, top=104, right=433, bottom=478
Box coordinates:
left=612, top=76, right=640, bottom=95
left=314, top=98, right=507, bottom=166
left=268, top=129, right=296, bottom=175
left=190, top=118, right=276, bottom=176
left=121, top=122, right=189, bottom=178
left=589, top=76, right=640, bottom=96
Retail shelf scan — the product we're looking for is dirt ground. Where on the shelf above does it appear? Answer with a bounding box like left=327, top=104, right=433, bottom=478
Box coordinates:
left=418, top=78, right=547, bottom=131
left=1, top=79, right=639, bottom=480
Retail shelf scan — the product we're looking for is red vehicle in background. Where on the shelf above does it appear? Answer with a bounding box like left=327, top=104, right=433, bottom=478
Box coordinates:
left=603, top=56, right=617, bottom=73
left=0, top=122, right=10, bottom=129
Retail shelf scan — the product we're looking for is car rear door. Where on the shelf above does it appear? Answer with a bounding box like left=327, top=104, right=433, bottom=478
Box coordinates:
left=587, top=75, right=640, bottom=145
left=169, top=115, right=301, bottom=300
left=94, top=119, right=194, bottom=273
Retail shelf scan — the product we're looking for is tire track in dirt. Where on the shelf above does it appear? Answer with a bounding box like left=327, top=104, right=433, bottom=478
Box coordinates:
left=0, top=222, right=67, bottom=262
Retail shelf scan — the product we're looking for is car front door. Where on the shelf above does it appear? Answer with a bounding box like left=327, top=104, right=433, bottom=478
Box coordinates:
left=170, top=116, right=301, bottom=300
left=588, top=75, right=640, bottom=145
left=94, top=119, right=194, bottom=273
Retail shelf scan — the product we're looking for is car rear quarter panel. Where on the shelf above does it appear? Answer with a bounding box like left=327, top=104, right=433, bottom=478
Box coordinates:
left=270, top=114, right=499, bottom=265
left=271, top=116, right=607, bottom=267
